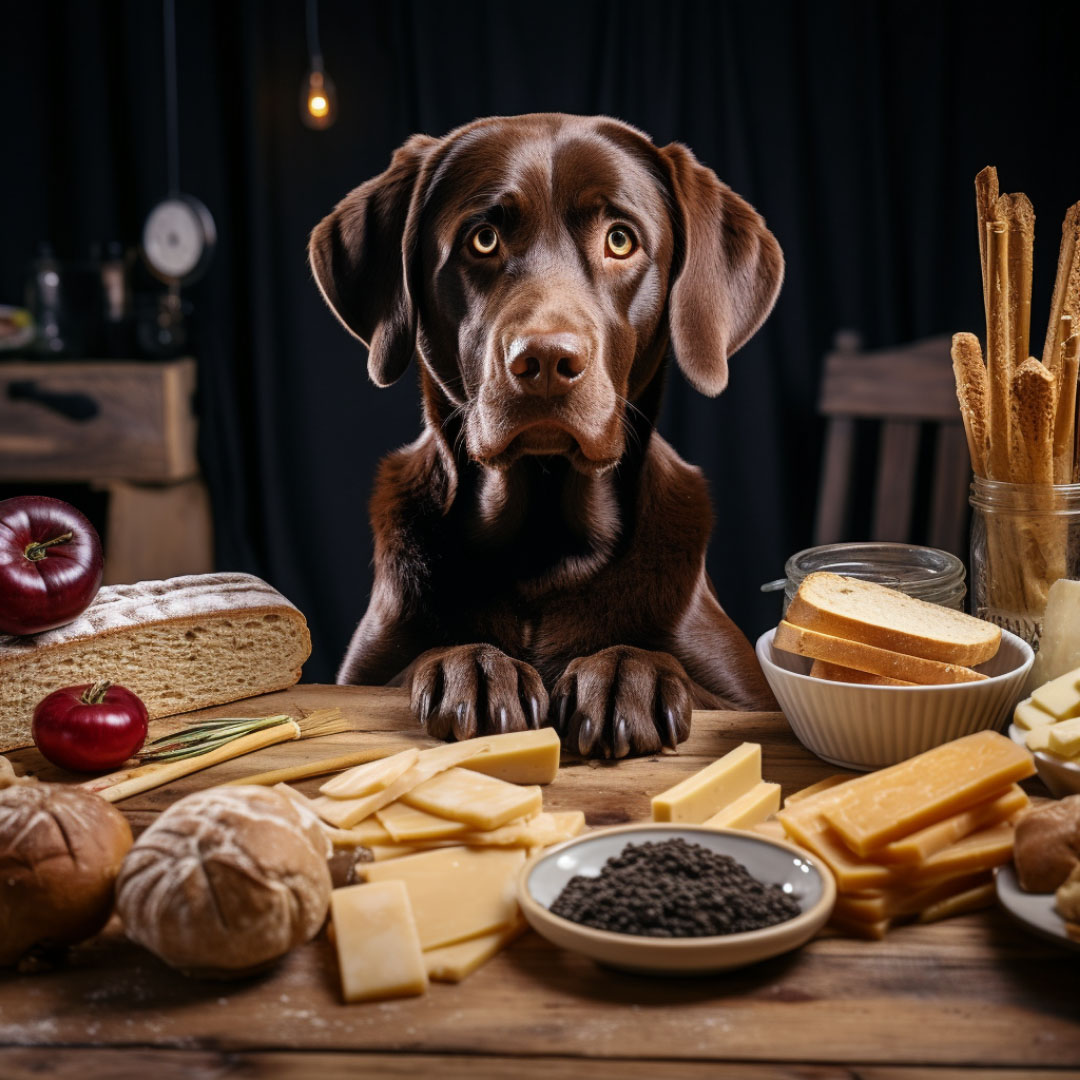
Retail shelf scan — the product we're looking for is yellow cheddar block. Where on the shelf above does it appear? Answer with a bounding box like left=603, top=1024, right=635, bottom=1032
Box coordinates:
left=778, top=805, right=896, bottom=892
left=331, top=880, right=428, bottom=1003
left=458, top=728, right=562, bottom=784
left=1030, top=665, right=1080, bottom=719
left=833, top=872, right=991, bottom=922
left=651, top=743, right=761, bottom=823
left=873, top=785, right=1028, bottom=864
left=361, top=845, right=524, bottom=950
left=907, top=820, right=1016, bottom=884
left=376, top=801, right=470, bottom=842
left=783, top=775, right=851, bottom=807
left=423, top=917, right=528, bottom=982
left=916, top=880, right=996, bottom=923
left=1048, top=716, right=1080, bottom=756
left=1013, top=697, right=1057, bottom=731
left=402, top=767, right=542, bottom=830
left=311, top=741, right=486, bottom=829
left=704, top=782, right=780, bottom=830
left=319, top=747, right=421, bottom=799
left=821, top=731, right=1034, bottom=856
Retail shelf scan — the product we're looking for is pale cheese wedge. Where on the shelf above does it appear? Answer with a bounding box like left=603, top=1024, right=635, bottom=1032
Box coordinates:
left=651, top=743, right=761, bottom=823
left=1048, top=716, right=1080, bottom=757
left=1030, top=666, right=1080, bottom=719
left=423, top=917, right=528, bottom=982
left=458, top=728, right=562, bottom=784
left=1027, top=579, right=1080, bottom=689
left=319, top=747, right=420, bottom=799
left=1013, top=697, right=1057, bottom=730
left=377, top=801, right=470, bottom=842
left=402, top=767, right=542, bottom=830
left=361, top=845, right=525, bottom=950
left=703, top=782, right=780, bottom=830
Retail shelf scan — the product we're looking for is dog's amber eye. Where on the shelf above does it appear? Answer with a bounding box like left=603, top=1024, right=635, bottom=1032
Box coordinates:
left=471, top=227, right=499, bottom=256
left=606, top=226, right=636, bottom=258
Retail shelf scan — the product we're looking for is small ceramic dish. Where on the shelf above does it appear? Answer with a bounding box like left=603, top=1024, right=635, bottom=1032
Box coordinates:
left=756, top=627, right=1033, bottom=771
left=1007, top=723, right=1080, bottom=798
left=517, top=823, right=836, bottom=975
left=995, top=863, right=1080, bottom=952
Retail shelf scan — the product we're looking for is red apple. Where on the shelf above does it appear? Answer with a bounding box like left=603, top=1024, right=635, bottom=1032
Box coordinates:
left=0, top=495, right=103, bottom=635
left=32, top=681, right=149, bottom=773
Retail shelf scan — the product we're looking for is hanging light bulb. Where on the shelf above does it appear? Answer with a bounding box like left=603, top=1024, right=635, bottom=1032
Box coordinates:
left=300, top=0, right=336, bottom=130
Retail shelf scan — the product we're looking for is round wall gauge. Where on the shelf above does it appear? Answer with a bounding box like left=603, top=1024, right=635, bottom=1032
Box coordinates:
left=141, top=194, right=217, bottom=285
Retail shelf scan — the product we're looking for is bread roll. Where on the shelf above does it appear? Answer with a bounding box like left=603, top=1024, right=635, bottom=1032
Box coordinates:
left=0, top=771, right=133, bottom=966
left=1012, top=795, right=1080, bottom=892
left=116, top=786, right=332, bottom=977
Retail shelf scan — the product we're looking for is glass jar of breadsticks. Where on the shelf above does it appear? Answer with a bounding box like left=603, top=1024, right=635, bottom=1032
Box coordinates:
left=954, top=166, right=1080, bottom=648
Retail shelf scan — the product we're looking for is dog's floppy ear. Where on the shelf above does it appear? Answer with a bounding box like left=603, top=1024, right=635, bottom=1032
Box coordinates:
left=659, top=143, right=784, bottom=396
left=309, top=134, right=439, bottom=387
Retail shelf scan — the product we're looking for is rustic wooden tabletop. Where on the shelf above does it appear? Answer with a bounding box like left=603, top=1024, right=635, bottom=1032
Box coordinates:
left=2, top=684, right=1078, bottom=1080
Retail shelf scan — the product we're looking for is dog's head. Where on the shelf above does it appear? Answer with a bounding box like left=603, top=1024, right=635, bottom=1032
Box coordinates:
left=310, top=113, right=783, bottom=473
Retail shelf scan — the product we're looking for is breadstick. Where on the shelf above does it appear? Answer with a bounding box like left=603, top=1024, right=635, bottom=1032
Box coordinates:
left=976, top=167, right=1000, bottom=327
left=995, top=192, right=1035, bottom=378
left=1043, top=203, right=1080, bottom=370
left=986, top=221, right=1013, bottom=481
left=1054, top=317, right=1078, bottom=482
left=951, top=332, right=989, bottom=476
left=1013, top=358, right=1056, bottom=485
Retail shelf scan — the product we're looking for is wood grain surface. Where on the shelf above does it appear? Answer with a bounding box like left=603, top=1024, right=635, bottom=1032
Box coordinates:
left=2, top=684, right=1077, bottom=1076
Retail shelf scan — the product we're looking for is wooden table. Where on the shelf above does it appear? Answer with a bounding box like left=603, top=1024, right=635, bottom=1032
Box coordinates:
left=2, top=684, right=1078, bottom=1079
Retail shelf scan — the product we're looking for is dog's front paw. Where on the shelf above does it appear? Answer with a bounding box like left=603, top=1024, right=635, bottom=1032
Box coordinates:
left=409, top=644, right=548, bottom=741
left=551, top=646, right=692, bottom=758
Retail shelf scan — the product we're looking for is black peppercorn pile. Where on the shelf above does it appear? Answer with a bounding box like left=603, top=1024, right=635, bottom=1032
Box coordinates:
left=550, top=838, right=802, bottom=937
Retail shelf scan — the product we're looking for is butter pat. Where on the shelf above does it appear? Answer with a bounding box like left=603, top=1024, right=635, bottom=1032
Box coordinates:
left=1013, top=697, right=1056, bottom=731
left=424, top=917, right=528, bottom=982
left=402, top=768, right=542, bottom=830
left=651, top=743, right=761, bottom=823
left=331, top=880, right=428, bottom=1003
left=704, top=782, right=780, bottom=830
left=362, top=845, right=524, bottom=949
left=459, top=728, right=562, bottom=784
left=1048, top=716, right=1080, bottom=757
left=1030, top=666, right=1080, bottom=719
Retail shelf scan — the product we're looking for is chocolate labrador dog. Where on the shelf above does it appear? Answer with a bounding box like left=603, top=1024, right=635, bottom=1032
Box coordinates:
left=310, top=113, right=783, bottom=758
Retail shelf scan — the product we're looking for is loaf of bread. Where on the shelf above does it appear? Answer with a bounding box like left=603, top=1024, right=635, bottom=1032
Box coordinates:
left=1012, top=795, right=1080, bottom=893
left=116, top=786, right=332, bottom=977
left=0, top=573, right=311, bottom=752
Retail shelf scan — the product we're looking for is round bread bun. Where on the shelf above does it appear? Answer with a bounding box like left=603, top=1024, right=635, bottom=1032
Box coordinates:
left=116, top=785, right=332, bottom=978
left=1013, top=794, right=1080, bottom=893
left=0, top=779, right=133, bottom=966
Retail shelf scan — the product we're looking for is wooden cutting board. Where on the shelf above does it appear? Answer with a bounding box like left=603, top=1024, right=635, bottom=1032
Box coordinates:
left=1, top=683, right=1078, bottom=1079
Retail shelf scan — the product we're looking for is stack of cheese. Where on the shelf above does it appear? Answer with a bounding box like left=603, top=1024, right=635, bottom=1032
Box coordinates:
left=286, top=728, right=583, bottom=1002
left=777, top=731, right=1034, bottom=938
left=1015, top=665, right=1080, bottom=764
left=650, top=742, right=779, bottom=829
left=774, top=572, right=1002, bottom=685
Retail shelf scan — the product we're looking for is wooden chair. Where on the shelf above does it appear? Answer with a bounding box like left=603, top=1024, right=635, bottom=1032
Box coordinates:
left=814, top=331, right=971, bottom=557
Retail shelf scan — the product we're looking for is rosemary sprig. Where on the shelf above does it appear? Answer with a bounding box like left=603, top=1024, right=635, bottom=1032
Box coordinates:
left=139, top=714, right=293, bottom=763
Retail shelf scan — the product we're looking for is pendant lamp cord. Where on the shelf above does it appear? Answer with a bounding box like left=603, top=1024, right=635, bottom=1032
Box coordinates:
left=163, top=0, right=180, bottom=195
left=306, top=0, right=324, bottom=72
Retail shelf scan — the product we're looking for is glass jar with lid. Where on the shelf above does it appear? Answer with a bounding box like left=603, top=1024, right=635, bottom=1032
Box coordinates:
left=763, top=541, right=967, bottom=614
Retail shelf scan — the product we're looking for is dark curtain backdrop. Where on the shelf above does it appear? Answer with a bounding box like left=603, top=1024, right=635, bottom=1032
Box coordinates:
left=3, top=0, right=1079, bottom=680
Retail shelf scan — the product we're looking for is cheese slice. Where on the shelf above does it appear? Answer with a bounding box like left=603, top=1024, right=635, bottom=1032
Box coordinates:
left=820, top=731, right=1034, bottom=856
left=704, top=782, right=780, bottom=830
left=367, top=844, right=424, bottom=860
left=361, top=845, right=524, bottom=950
left=828, top=912, right=891, bottom=940
left=1028, top=579, right=1080, bottom=688
left=1030, top=666, right=1080, bottom=719
left=1025, top=726, right=1057, bottom=754
left=458, top=728, right=562, bottom=784
left=330, top=880, right=428, bottom=1003
left=778, top=806, right=896, bottom=892
left=872, top=785, right=1028, bottom=864
left=783, top=774, right=851, bottom=807
left=750, top=818, right=788, bottom=842
left=907, top=820, right=1016, bottom=883
left=311, top=741, right=487, bottom=828
left=833, top=872, right=991, bottom=922
left=916, top=880, right=996, bottom=923
left=1048, top=716, right=1080, bottom=756
left=402, top=768, right=542, bottom=830
left=423, top=917, right=528, bottom=982
left=320, top=748, right=420, bottom=799
left=377, top=801, right=471, bottom=842
left=651, top=743, right=761, bottom=823
left=400, top=811, right=587, bottom=851
left=1013, top=697, right=1057, bottom=731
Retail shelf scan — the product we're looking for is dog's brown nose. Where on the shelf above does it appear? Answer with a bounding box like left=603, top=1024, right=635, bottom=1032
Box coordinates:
left=507, top=333, right=587, bottom=397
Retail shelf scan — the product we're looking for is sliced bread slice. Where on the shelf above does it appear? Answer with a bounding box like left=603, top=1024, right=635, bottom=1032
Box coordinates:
left=786, top=572, right=1001, bottom=666
left=809, top=659, right=917, bottom=687
left=774, top=621, right=987, bottom=685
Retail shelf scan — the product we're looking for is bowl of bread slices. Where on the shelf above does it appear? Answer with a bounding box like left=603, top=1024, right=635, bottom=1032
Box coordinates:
left=756, top=572, right=1033, bottom=770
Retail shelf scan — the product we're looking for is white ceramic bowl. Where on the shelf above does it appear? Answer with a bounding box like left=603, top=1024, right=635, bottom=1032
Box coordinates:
left=756, top=627, right=1033, bottom=771
left=1008, top=723, right=1080, bottom=798
left=517, top=824, right=836, bottom=975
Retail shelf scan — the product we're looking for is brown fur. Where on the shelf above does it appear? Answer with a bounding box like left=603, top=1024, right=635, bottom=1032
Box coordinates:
left=310, top=113, right=783, bottom=758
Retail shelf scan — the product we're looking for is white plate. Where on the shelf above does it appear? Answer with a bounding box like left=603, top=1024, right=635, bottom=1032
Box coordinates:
left=994, top=863, right=1080, bottom=951
left=517, top=824, right=836, bottom=975
left=1007, top=723, right=1080, bottom=797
